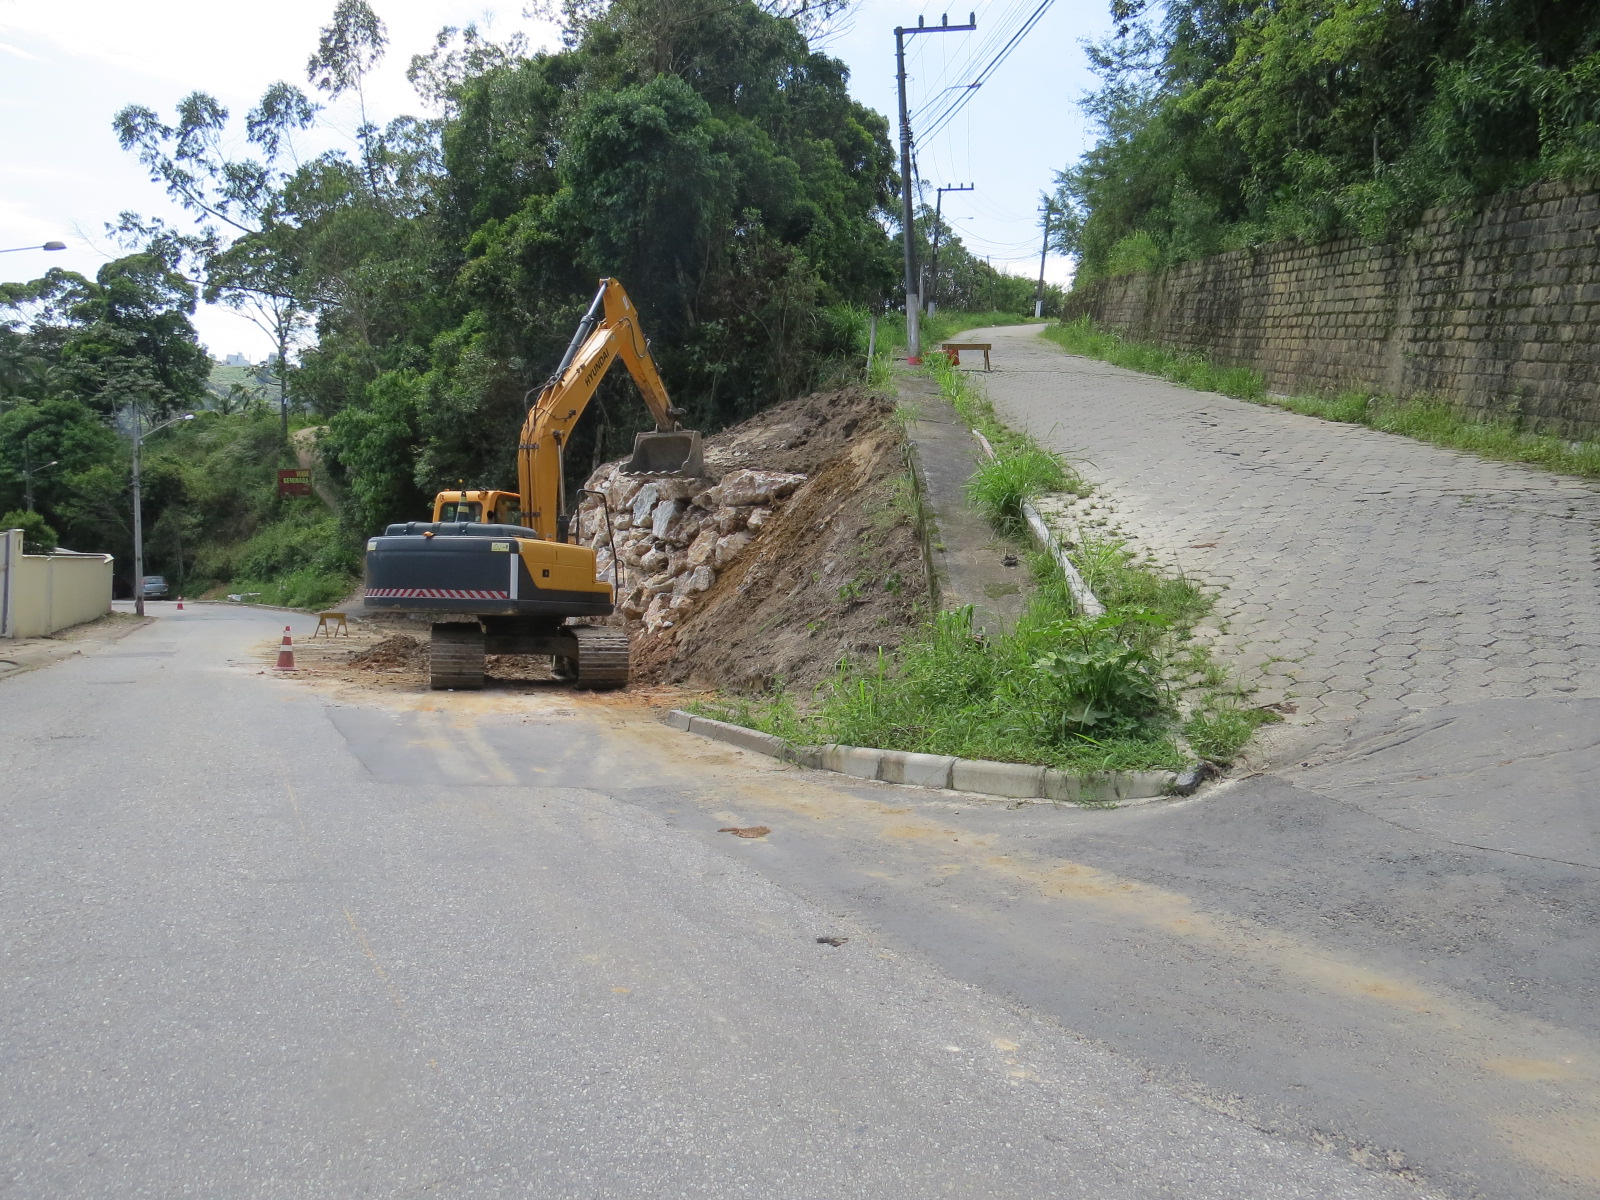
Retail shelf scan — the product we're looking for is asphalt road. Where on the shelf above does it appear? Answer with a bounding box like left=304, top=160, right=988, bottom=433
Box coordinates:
left=2, top=605, right=1592, bottom=1198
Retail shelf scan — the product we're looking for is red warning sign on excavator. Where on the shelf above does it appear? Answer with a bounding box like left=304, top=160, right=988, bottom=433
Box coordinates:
left=277, top=468, right=313, bottom=498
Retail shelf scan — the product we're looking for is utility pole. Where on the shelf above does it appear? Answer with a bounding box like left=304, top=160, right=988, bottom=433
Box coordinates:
left=895, top=12, right=975, bottom=364
left=128, top=407, right=194, bottom=616
left=130, top=405, right=145, bottom=616
left=928, top=183, right=973, bottom=317
left=1034, top=202, right=1055, bottom=319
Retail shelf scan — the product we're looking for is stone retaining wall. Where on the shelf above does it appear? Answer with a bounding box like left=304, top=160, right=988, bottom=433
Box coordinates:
left=1063, top=177, right=1600, bottom=437
left=577, top=463, right=806, bottom=633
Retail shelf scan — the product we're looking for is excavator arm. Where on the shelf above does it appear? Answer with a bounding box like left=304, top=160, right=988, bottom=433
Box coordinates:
left=515, top=278, right=695, bottom=541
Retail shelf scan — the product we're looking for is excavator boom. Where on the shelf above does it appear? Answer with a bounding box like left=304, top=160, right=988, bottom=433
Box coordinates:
left=515, top=278, right=701, bottom=540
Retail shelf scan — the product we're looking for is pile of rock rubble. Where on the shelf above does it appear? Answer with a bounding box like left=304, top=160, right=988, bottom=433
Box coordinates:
left=577, top=463, right=808, bottom=633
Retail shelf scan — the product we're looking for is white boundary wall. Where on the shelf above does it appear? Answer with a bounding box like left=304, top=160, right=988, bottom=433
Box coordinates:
left=0, top=529, right=114, bottom=639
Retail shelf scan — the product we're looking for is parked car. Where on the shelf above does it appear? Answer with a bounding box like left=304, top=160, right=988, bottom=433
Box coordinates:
left=140, top=575, right=169, bottom=600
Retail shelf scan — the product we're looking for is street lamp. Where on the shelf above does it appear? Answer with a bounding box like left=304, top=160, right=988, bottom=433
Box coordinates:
left=0, top=241, right=67, bottom=254
left=130, top=410, right=194, bottom=616
left=22, top=455, right=59, bottom=512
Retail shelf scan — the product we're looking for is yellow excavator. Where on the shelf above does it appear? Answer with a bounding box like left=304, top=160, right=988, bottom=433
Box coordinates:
left=363, top=279, right=702, bottom=689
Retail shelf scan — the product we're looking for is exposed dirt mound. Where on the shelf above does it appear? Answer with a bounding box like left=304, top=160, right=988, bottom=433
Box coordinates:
left=348, top=634, right=427, bottom=670
left=632, top=403, right=928, bottom=692
left=699, top=385, right=888, bottom=478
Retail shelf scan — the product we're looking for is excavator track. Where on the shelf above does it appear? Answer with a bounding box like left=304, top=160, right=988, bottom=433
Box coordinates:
left=558, top=625, right=630, bottom=690
left=429, top=622, right=486, bottom=690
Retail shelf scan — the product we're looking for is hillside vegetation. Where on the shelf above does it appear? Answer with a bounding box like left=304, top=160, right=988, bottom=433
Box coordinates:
left=1058, top=0, right=1600, bottom=285
left=3, top=0, right=1054, bottom=601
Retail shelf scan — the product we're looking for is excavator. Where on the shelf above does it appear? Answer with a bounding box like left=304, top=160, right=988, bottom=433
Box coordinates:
left=362, top=279, right=703, bottom=690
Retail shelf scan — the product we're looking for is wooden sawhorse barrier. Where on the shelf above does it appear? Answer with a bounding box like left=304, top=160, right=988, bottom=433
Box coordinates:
left=941, top=342, right=992, bottom=371
left=312, top=611, right=350, bottom=638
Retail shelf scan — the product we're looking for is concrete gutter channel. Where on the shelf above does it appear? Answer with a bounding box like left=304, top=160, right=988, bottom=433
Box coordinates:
left=666, top=710, right=1179, bottom=806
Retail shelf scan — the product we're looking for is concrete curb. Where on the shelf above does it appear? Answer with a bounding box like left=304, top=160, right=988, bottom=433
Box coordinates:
left=970, top=429, right=1105, bottom=618
left=667, top=710, right=1176, bottom=806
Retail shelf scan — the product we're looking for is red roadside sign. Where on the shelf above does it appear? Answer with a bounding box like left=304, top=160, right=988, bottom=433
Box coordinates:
left=277, top=468, right=313, bottom=498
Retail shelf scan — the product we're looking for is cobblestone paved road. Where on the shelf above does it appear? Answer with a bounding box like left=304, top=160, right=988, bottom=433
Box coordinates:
left=971, top=324, right=1600, bottom=734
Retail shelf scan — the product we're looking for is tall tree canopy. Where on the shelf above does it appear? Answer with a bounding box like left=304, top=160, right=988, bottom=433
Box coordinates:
left=1057, top=0, right=1600, bottom=285
left=114, top=0, right=899, bottom=534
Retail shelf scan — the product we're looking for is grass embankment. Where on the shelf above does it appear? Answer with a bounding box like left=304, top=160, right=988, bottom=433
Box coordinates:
left=702, top=351, right=1274, bottom=773
left=1044, top=317, right=1600, bottom=478
left=152, top=413, right=357, bottom=609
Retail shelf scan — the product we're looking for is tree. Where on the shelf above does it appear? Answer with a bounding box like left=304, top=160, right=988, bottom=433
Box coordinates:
left=117, top=0, right=898, bottom=541
left=1058, top=0, right=1600, bottom=284
left=0, top=510, right=58, bottom=554
left=306, top=0, right=390, bottom=194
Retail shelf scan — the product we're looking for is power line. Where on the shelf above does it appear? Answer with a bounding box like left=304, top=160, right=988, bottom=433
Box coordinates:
left=917, top=0, right=1054, bottom=142
left=915, top=0, right=1033, bottom=101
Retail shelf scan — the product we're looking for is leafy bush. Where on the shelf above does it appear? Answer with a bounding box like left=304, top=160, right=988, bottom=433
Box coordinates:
left=1031, top=612, right=1168, bottom=734
left=1105, top=231, right=1163, bottom=277
left=1, top=510, right=58, bottom=553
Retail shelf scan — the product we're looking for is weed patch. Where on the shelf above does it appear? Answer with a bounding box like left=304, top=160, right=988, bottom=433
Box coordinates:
left=1044, top=318, right=1265, bottom=400
left=966, top=449, right=1070, bottom=535
left=700, top=592, right=1187, bottom=772
left=1183, top=704, right=1279, bottom=765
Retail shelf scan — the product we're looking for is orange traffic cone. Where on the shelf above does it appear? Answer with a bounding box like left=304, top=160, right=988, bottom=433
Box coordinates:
left=274, top=626, right=296, bottom=671
left=176, top=596, right=184, bottom=610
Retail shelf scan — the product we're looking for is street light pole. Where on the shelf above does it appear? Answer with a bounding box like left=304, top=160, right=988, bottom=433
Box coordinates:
left=894, top=13, right=975, bottom=365
left=0, top=241, right=67, bottom=254
left=129, top=409, right=194, bottom=616
left=21, top=448, right=59, bottom=512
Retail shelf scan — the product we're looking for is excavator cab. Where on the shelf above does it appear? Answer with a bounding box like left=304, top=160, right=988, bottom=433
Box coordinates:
left=432, top=489, right=524, bottom=527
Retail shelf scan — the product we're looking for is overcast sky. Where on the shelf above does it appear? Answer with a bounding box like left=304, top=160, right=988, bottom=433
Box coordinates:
left=0, top=0, right=1110, bottom=360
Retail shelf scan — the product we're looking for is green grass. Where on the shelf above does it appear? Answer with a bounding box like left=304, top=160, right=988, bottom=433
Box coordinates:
left=1044, top=316, right=1600, bottom=479
left=222, top=567, right=355, bottom=611
left=699, top=559, right=1188, bottom=773
left=1270, top=392, right=1600, bottom=476
left=699, top=522, right=1256, bottom=776
left=1183, top=704, right=1278, bottom=765
left=966, top=448, right=1071, bottom=535
left=1044, top=318, right=1267, bottom=400
left=1069, top=532, right=1210, bottom=626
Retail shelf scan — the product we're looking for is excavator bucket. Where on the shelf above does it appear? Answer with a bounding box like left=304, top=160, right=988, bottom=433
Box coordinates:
left=622, top=429, right=704, bottom=476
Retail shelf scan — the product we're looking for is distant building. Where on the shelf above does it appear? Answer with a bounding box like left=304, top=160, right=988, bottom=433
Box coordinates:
left=224, top=353, right=249, bottom=367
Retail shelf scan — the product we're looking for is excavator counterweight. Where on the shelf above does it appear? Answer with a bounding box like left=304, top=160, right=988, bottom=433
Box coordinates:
left=362, top=279, right=700, bottom=691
